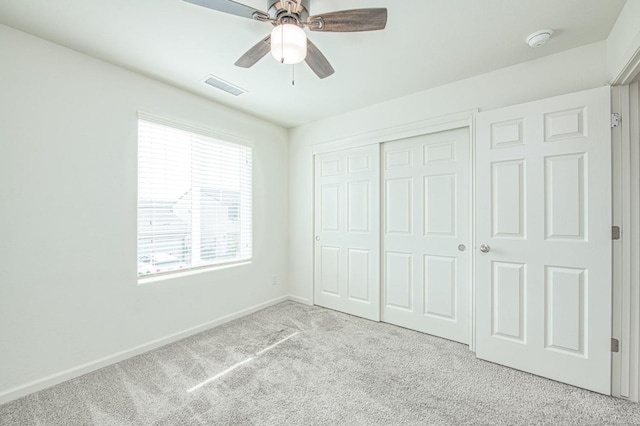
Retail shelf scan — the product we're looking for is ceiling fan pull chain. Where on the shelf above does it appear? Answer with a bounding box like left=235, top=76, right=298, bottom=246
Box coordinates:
left=292, top=64, right=295, bottom=86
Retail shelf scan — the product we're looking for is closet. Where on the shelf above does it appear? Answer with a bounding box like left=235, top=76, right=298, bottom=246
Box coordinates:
left=313, top=86, right=612, bottom=394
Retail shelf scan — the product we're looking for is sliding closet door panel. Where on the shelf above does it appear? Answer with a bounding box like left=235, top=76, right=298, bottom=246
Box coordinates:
left=314, top=145, right=380, bottom=321
left=382, top=127, right=471, bottom=343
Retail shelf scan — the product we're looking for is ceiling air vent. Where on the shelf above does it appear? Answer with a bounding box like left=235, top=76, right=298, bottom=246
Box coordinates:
left=202, top=75, right=247, bottom=96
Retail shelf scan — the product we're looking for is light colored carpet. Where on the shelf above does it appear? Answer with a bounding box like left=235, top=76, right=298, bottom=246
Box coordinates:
left=1, top=301, right=639, bottom=425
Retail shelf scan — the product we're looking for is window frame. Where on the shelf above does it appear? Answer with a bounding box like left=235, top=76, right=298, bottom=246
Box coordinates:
left=136, top=111, right=254, bottom=282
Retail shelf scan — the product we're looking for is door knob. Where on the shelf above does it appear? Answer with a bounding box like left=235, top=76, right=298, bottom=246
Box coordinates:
left=315, top=236, right=320, bottom=241
left=479, top=244, right=491, bottom=253
left=458, top=244, right=466, bottom=252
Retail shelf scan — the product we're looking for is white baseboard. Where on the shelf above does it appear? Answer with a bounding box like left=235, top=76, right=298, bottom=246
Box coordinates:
left=287, top=294, right=312, bottom=305
left=0, top=295, right=301, bottom=405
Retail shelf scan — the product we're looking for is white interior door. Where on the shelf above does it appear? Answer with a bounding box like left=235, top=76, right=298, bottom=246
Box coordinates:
left=382, top=128, right=470, bottom=344
left=314, top=144, right=380, bottom=321
left=475, top=86, right=612, bottom=394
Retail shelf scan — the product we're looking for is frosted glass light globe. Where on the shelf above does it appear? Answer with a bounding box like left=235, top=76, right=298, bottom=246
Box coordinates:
left=271, top=24, right=307, bottom=64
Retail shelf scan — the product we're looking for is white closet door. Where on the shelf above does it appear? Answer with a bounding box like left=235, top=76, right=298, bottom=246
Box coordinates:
left=475, top=86, right=612, bottom=394
left=314, top=144, right=380, bottom=321
left=382, top=128, right=471, bottom=344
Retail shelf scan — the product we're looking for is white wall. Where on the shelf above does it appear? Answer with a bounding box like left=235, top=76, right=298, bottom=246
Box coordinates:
left=0, top=25, right=289, bottom=401
left=607, top=0, right=640, bottom=83
left=288, top=41, right=609, bottom=303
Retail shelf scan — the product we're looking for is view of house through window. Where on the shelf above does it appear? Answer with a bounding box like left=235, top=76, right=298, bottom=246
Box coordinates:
left=137, top=115, right=252, bottom=278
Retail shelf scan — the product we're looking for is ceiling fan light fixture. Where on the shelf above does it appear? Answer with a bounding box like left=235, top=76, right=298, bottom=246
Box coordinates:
left=270, top=24, right=307, bottom=64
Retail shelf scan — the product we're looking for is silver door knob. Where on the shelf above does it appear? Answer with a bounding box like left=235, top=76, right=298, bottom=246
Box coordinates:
left=315, top=236, right=320, bottom=241
left=458, top=244, right=466, bottom=252
left=479, top=244, right=491, bottom=253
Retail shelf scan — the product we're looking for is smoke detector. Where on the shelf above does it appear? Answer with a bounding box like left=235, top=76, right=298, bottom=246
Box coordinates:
left=526, top=29, right=553, bottom=48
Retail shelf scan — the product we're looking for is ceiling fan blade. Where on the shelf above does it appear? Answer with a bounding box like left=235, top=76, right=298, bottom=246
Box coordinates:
left=183, top=0, right=268, bottom=20
left=307, top=8, right=387, bottom=32
left=235, top=35, right=271, bottom=68
left=305, top=40, right=335, bottom=79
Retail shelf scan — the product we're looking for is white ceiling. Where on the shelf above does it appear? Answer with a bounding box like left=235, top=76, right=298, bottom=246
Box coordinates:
left=0, top=0, right=626, bottom=128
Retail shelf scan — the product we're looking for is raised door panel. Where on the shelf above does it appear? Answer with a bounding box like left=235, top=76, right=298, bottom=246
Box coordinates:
left=347, top=249, right=370, bottom=302
left=320, top=184, right=340, bottom=232
left=385, top=148, right=413, bottom=169
left=545, top=266, right=586, bottom=356
left=544, top=108, right=586, bottom=142
left=491, top=261, right=526, bottom=343
left=385, top=178, right=413, bottom=235
left=319, top=246, right=340, bottom=296
left=491, top=119, right=524, bottom=149
left=424, top=174, right=456, bottom=237
left=347, top=154, right=370, bottom=173
left=320, top=158, right=341, bottom=176
left=424, top=255, right=456, bottom=319
left=544, top=154, right=586, bottom=241
left=385, top=251, right=413, bottom=310
left=347, top=181, right=370, bottom=233
left=424, top=140, right=456, bottom=163
left=492, top=160, right=526, bottom=239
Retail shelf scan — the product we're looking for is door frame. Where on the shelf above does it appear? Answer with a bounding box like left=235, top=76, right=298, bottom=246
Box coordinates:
left=611, top=82, right=640, bottom=402
left=611, top=41, right=640, bottom=403
left=311, top=109, right=478, bottom=350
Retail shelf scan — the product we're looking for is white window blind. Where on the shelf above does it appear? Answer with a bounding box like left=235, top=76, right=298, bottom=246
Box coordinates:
left=137, top=114, right=252, bottom=278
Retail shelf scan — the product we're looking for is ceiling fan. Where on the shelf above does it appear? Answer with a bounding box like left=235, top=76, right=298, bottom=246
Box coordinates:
left=184, top=0, right=388, bottom=79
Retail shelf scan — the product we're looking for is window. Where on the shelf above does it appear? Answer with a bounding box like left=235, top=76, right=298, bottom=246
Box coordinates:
left=137, top=113, right=252, bottom=278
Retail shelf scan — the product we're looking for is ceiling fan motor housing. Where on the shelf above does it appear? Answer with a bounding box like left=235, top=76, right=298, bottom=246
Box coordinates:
left=268, top=0, right=310, bottom=24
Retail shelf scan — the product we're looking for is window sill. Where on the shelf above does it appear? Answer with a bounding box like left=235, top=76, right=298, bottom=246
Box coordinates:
left=137, top=260, right=252, bottom=285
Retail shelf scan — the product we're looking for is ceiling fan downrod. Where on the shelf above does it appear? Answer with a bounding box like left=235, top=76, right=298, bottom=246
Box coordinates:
left=267, top=0, right=309, bottom=27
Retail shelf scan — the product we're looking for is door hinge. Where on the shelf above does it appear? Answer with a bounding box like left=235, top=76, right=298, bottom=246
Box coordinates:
left=611, top=113, right=621, bottom=128
left=612, top=338, right=620, bottom=353
left=612, top=226, right=621, bottom=240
